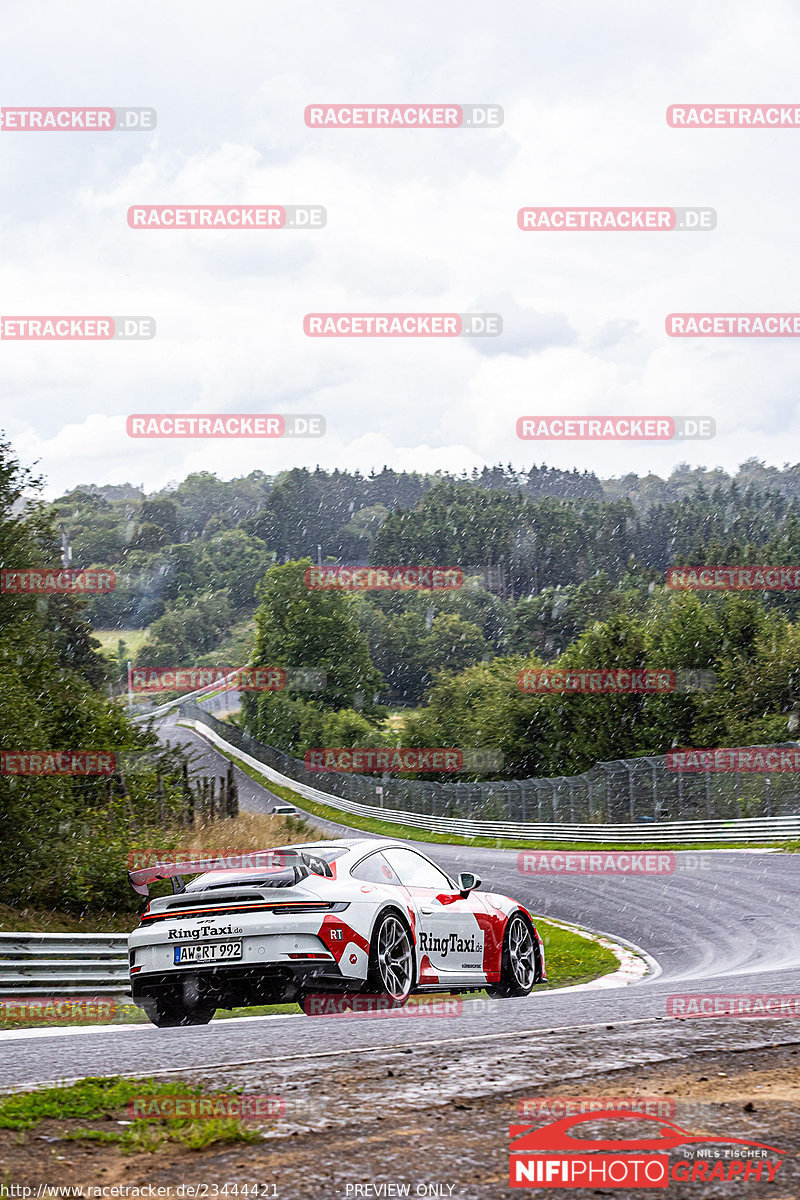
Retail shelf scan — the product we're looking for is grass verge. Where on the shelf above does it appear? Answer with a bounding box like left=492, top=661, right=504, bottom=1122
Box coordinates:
left=0, top=1076, right=267, bottom=1153
left=0, top=904, right=136, bottom=934
left=535, top=917, right=619, bottom=989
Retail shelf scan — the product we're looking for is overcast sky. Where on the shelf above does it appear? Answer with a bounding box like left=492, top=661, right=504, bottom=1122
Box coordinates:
left=2, top=0, right=800, bottom=497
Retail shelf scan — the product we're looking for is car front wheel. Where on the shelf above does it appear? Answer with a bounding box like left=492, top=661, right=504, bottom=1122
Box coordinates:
left=366, top=911, right=415, bottom=1006
left=487, top=913, right=537, bottom=997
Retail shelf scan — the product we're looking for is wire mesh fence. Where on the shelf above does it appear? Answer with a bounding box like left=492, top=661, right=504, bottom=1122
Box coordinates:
left=178, top=705, right=800, bottom=826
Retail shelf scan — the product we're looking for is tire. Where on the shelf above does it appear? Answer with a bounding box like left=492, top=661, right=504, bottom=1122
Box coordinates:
left=140, top=990, right=216, bottom=1028
left=487, top=913, right=537, bottom=998
left=365, top=910, right=415, bottom=1007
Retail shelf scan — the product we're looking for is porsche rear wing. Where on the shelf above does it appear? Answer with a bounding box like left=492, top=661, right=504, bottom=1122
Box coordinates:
left=128, top=849, right=332, bottom=897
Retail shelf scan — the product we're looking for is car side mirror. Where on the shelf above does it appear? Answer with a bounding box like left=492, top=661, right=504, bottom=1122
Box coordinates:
left=457, top=872, right=481, bottom=897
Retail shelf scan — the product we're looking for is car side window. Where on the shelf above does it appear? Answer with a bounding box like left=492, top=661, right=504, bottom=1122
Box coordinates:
left=350, top=852, right=403, bottom=886
left=382, top=849, right=454, bottom=891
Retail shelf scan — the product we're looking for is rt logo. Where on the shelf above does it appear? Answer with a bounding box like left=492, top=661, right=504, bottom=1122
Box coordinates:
left=508, top=1110, right=784, bottom=1188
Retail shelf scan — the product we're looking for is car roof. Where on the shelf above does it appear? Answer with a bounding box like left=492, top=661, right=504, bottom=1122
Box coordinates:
left=327, top=838, right=411, bottom=855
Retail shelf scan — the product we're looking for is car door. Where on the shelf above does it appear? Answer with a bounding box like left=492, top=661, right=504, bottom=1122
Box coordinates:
left=382, top=848, right=486, bottom=985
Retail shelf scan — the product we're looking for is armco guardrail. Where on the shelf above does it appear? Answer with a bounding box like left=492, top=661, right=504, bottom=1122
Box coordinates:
left=178, top=711, right=800, bottom=843
left=129, top=667, right=243, bottom=722
left=179, top=706, right=800, bottom=829
left=0, top=933, right=130, bottom=997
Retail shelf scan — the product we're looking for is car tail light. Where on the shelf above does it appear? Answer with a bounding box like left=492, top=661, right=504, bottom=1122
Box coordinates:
left=140, top=899, right=350, bottom=924
left=275, top=902, right=350, bottom=915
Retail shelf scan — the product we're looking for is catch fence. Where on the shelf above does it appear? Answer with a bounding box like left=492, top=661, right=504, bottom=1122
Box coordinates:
left=178, top=705, right=800, bottom=830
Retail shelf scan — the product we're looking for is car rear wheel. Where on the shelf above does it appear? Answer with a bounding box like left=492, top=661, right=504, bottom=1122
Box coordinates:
left=366, top=911, right=415, bottom=1006
left=487, top=913, right=536, bottom=997
left=140, top=989, right=216, bottom=1028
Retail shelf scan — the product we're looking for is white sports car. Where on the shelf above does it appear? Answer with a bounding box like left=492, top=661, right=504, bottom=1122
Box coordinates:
left=127, top=838, right=546, bottom=1027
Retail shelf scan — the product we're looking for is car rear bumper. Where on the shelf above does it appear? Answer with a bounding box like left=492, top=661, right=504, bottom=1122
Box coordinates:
left=131, top=959, right=347, bottom=1008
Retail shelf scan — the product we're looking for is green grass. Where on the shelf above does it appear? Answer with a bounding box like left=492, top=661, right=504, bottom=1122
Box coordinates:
left=0, top=1076, right=267, bottom=1153
left=0, top=1000, right=301, bottom=1032
left=535, top=917, right=619, bottom=988
left=0, top=1076, right=196, bottom=1129
left=0, top=903, right=138, bottom=934
left=196, top=737, right=800, bottom=853
left=62, top=1118, right=262, bottom=1154
left=92, top=627, right=149, bottom=657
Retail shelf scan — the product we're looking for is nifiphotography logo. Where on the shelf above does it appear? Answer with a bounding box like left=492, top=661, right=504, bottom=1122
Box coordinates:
left=508, top=1110, right=784, bottom=1188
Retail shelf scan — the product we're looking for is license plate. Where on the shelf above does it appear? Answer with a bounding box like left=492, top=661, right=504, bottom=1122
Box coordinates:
left=173, top=941, right=242, bottom=965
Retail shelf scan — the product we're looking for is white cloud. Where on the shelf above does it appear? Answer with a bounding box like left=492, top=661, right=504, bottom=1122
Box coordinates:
left=2, top=0, right=800, bottom=495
